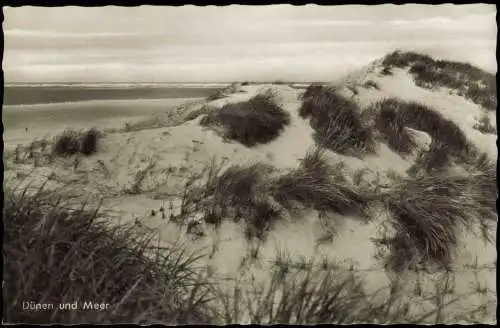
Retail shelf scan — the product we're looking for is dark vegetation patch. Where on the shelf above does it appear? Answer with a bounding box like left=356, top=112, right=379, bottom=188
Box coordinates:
left=368, top=97, right=475, bottom=172
left=362, top=80, right=380, bottom=90
left=200, top=90, right=291, bottom=147
left=3, top=186, right=214, bottom=324
left=469, top=154, right=497, bottom=231
left=473, top=113, right=497, bottom=134
left=382, top=50, right=496, bottom=111
left=347, top=85, right=359, bottom=95
left=378, top=168, right=497, bottom=272
left=399, top=102, right=469, bottom=155
left=382, top=50, right=435, bottom=69
left=409, top=140, right=453, bottom=176
left=52, top=128, right=102, bottom=157
left=299, top=83, right=326, bottom=100
left=271, top=148, right=368, bottom=216
left=299, top=86, right=376, bottom=156
left=372, top=99, right=418, bottom=155
left=380, top=66, right=393, bottom=76
left=176, top=149, right=367, bottom=240
left=175, top=160, right=282, bottom=240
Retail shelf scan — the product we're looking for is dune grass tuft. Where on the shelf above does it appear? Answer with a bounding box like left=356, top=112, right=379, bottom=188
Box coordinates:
left=52, top=130, right=81, bottom=156
left=80, top=128, right=101, bottom=156
left=363, top=80, right=380, bottom=90
left=409, top=140, right=452, bottom=176
left=212, top=260, right=468, bottom=324
left=380, top=66, right=393, bottom=76
left=299, top=83, right=326, bottom=101
left=399, top=102, right=469, bottom=156
left=383, top=175, right=470, bottom=270
left=372, top=99, right=418, bottom=155
left=200, top=90, right=291, bottom=147
left=214, top=269, right=370, bottom=324
left=177, top=149, right=368, bottom=239
left=299, top=86, right=376, bottom=155
left=473, top=113, right=496, bottom=134
left=176, top=160, right=283, bottom=239
left=469, top=155, right=497, bottom=230
left=382, top=50, right=435, bottom=69
left=3, top=185, right=214, bottom=324
left=370, top=97, right=473, bottom=171
left=271, top=148, right=368, bottom=216
left=52, top=128, right=102, bottom=157
left=381, top=168, right=497, bottom=272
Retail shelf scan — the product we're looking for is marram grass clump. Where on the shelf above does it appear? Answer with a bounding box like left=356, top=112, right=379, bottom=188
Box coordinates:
left=52, top=128, right=101, bottom=157
left=299, top=86, right=376, bottom=156
left=3, top=185, right=214, bottom=324
left=200, top=90, right=291, bottom=147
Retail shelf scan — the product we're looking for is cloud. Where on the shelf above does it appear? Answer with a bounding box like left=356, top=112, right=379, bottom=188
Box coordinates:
left=3, top=5, right=496, bottom=82
left=3, top=29, right=153, bottom=38
left=270, top=19, right=374, bottom=27
left=387, top=13, right=496, bottom=31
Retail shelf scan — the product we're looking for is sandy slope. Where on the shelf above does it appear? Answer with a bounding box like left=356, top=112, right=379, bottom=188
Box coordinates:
left=4, top=65, right=497, bottom=323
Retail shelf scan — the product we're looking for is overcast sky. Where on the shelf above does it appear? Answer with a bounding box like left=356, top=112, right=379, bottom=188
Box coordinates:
left=3, top=4, right=497, bottom=83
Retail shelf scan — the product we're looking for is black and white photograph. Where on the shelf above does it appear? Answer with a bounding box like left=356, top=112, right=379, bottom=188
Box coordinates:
left=2, top=4, right=497, bottom=324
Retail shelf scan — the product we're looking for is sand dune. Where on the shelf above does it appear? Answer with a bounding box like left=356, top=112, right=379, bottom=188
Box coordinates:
left=4, top=53, right=497, bottom=324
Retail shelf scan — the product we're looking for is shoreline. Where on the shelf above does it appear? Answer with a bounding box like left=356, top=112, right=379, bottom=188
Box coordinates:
left=2, top=97, right=202, bottom=110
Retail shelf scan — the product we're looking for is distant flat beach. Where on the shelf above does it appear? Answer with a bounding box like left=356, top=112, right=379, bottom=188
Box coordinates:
left=3, top=83, right=226, bottom=105
left=2, top=84, right=228, bottom=148
left=2, top=96, right=209, bottom=148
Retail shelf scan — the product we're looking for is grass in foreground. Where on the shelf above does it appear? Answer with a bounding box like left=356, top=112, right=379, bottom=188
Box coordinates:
left=212, top=259, right=479, bottom=324
left=213, top=269, right=370, bottom=324
left=200, top=90, right=291, bottom=147
left=3, top=185, right=214, bottom=324
left=4, top=179, right=494, bottom=324
left=469, top=155, right=497, bottom=240
left=299, top=85, right=376, bottom=156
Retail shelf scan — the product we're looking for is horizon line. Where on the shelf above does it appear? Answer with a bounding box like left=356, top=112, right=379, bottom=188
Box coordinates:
left=5, top=81, right=325, bottom=84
